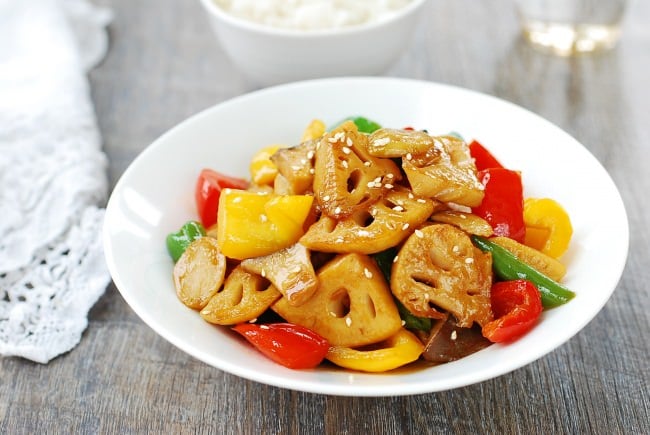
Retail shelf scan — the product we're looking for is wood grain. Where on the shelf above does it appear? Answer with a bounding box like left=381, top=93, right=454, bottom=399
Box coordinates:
left=1, top=0, right=648, bottom=433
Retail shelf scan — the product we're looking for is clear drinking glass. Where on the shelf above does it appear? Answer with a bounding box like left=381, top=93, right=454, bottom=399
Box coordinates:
left=516, top=0, right=628, bottom=56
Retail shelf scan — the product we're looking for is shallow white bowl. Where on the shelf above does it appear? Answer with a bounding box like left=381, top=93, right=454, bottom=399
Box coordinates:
left=198, top=0, right=428, bottom=85
left=104, top=77, right=629, bottom=396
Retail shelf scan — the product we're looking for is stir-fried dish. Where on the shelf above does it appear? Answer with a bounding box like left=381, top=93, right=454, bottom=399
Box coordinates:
left=166, top=117, right=575, bottom=372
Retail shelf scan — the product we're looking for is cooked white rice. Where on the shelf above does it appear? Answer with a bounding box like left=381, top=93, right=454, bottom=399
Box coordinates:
left=213, top=0, right=413, bottom=31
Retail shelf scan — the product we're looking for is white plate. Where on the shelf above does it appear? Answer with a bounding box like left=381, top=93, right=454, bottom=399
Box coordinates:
left=103, top=77, right=629, bottom=396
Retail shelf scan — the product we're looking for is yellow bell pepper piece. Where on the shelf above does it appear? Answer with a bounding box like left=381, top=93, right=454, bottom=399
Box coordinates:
left=301, top=119, right=326, bottom=142
left=325, top=328, right=424, bottom=373
left=250, top=145, right=283, bottom=186
left=217, top=189, right=313, bottom=260
left=523, top=198, right=573, bottom=258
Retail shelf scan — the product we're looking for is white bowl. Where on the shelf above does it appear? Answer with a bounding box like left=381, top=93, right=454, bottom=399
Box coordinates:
left=103, top=77, right=628, bottom=396
left=198, top=0, right=428, bottom=85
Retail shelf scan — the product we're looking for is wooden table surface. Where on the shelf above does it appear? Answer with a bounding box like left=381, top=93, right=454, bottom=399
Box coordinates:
left=2, top=0, right=648, bottom=433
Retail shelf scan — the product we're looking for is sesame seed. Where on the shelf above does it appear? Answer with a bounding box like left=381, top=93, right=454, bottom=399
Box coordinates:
left=393, top=255, right=399, bottom=263
left=452, top=245, right=460, bottom=254
left=292, top=266, right=302, bottom=273
left=408, top=193, right=414, bottom=199
left=401, top=320, right=406, bottom=326
left=406, top=153, right=413, bottom=160
left=465, top=257, right=474, bottom=264
left=451, top=330, right=457, bottom=340
left=334, top=206, right=341, bottom=214
left=374, top=182, right=382, bottom=188
left=357, top=229, right=371, bottom=237
left=364, top=268, right=373, bottom=279
left=367, top=181, right=375, bottom=188
left=346, top=137, right=353, bottom=146
left=341, top=160, right=348, bottom=169
left=374, top=177, right=382, bottom=183
left=373, top=137, right=390, bottom=147
left=249, top=318, right=257, bottom=323
left=402, top=223, right=410, bottom=230
left=342, top=147, right=351, bottom=155
left=300, top=159, right=307, bottom=165
left=459, top=214, right=467, bottom=219
left=393, top=205, right=404, bottom=212
left=384, top=183, right=394, bottom=189
left=328, top=137, right=337, bottom=143
left=364, top=161, right=371, bottom=167
left=415, top=229, right=424, bottom=238
left=329, top=311, right=337, bottom=317
left=322, top=195, right=331, bottom=201
left=261, top=269, right=266, bottom=278
left=386, top=173, right=394, bottom=179
left=260, top=324, right=270, bottom=330
left=336, top=236, right=344, bottom=243
left=424, top=293, right=429, bottom=299
left=345, top=317, right=352, bottom=327
left=417, top=199, right=427, bottom=204
left=307, top=150, right=315, bottom=159
left=309, top=168, right=315, bottom=174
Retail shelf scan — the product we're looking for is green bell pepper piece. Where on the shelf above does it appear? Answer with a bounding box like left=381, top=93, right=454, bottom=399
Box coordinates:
left=471, top=235, right=576, bottom=309
left=372, top=249, right=432, bottom=332
left=166, top=221, right=206, bottom=262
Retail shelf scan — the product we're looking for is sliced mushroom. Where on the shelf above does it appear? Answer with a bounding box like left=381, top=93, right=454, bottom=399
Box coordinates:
left=430, top=210, right=494, bottom=237
left=240, top=243, right=318, bottom=306
left=391, top=224, right=493, bottom=328
left=272, top=253, right=402, bottom=347
left=173, top=237, right=227, bottom=310
left=403, top=135, right=485, bottom=207
left=367, top=128, right=435, bottom=158
left=313, top=121, right=402, bottom=219
left=270, top=139, right=318, bottom=195
left=300, top=187, right=441, bottom=254
left=422, top=314, right=492, bottom=363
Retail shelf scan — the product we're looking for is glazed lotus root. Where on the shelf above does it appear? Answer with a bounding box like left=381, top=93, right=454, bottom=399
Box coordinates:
left=241, top=243, right=318, bottom=306
left=391, top=224, right=493, bottom=328
left=313, top=121, right=402, bottom=218
left=272, top=253, right=402, bottom=347
left=300, top=187, right=441, bottom=254
left=173, top=237, right=227, bottom=310
left=200, top=266, right=281, bottom=325
left=402, top=135, right=485, bottom=207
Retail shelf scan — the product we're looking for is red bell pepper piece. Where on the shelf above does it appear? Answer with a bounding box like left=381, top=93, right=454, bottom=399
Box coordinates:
left=195, top=168, right=248, bottom=228
left=482, top=279, right=543, bottom=343
left=472, top=167, right=526, bottom=243
left=232, top=323, right=330, bottom=369
left=469, top=140, right=504, bottom=171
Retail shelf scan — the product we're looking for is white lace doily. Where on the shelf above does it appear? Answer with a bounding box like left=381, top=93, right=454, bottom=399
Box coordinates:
left=0, top=0, right=113, bottom=363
